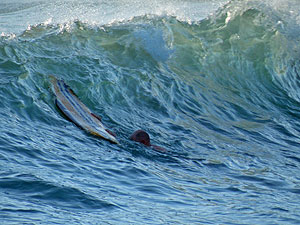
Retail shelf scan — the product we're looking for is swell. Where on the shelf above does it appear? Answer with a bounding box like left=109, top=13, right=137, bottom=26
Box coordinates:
left=0, top=173, right=115, bottom=210
left=0, top=0, right=299, bottom=151
left=0, top=3, right=299, bottom=150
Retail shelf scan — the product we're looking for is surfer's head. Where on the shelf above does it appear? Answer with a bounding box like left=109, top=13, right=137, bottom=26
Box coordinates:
left=130, top=130, right=151, bottom=146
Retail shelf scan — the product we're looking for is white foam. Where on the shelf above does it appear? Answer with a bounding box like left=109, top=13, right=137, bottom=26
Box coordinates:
left=0, top=0, right=229, bottom=34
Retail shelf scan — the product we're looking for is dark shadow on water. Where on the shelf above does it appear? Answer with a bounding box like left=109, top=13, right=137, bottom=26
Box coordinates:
left=0, top=173, right=117, bottom=210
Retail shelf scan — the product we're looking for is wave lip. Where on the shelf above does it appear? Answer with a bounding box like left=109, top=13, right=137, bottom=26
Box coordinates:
left=0, top=0, right=229, bottom=35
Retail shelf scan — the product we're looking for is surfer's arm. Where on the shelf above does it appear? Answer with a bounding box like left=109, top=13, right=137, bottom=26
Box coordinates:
left=151, top=145, right=166, bottom=152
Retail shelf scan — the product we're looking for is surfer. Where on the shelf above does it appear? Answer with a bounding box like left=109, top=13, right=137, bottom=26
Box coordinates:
left=130, top=130, right=166, bottom=152
left=87, top=115, right=164, bottom=151
left=51, top=76, right=165, bottom=150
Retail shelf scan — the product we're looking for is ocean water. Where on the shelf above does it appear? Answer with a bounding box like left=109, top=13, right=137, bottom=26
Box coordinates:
left=1, top=0, right=300, bottom=224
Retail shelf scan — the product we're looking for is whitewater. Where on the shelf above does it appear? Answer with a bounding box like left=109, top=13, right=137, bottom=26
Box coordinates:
left=1, top=0, right=300, bottom=224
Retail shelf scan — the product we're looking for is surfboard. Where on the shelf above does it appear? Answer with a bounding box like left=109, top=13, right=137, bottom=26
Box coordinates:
left=50, top=76, right=119, bottom=144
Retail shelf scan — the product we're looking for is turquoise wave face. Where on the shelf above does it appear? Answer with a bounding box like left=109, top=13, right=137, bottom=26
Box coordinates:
left=1, top=1, right=300, bottom=224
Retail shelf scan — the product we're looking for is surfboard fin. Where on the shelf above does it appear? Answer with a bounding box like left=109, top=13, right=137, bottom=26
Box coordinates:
left=91, top=113, right=102, bottom=122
